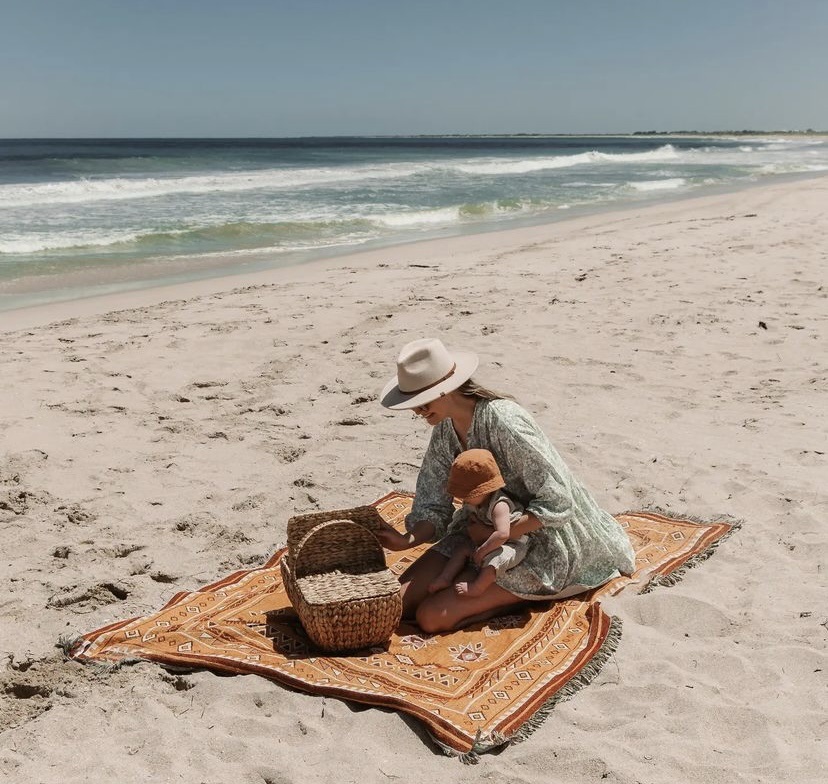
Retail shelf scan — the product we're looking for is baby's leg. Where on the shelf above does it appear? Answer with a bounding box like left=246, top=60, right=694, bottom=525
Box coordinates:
left=455, top=565, right=498, bottom=597
left=428, top=544, right=471, bottom=594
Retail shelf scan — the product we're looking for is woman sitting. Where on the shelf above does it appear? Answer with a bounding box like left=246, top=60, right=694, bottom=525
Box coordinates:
left=375, top=337, right=635, bottom=633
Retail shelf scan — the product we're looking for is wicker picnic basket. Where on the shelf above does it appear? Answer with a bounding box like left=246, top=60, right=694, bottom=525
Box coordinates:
left=280, top=507, right=402, bottom=652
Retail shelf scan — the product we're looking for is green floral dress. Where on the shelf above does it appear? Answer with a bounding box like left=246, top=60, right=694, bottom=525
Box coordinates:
left=407, top=399, right=636, bottom=600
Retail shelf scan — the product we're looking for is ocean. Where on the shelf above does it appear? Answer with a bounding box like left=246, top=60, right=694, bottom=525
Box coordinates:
left=1, top=135, right=826, bottom=310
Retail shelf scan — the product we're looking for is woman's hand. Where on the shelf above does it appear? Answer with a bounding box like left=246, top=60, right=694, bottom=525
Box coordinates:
left=511, top=513, right=543, bottom=537
left=374, top=524, right=414, bottom=551
left=374, top=519, right=436, bottom=551
left=472, top=545, right=488, bottom=566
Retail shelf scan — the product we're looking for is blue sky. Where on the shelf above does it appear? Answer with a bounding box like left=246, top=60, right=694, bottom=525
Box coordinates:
left=1, top=0, right=826, bottom=137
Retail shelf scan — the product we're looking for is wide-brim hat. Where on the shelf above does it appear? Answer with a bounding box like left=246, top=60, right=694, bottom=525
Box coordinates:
left=380, top=338, right=479, bottom=410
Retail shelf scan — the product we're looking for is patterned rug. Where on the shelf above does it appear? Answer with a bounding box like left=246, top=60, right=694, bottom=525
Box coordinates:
left=70, top=492, right=738, bottom=760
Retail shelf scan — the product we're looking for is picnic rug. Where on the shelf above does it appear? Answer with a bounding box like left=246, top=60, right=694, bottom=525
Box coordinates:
left=70, top=492, right=739, bottom=760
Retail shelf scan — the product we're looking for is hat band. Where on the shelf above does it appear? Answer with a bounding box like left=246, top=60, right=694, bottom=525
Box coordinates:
left=401, top=363, right=457, bottom=396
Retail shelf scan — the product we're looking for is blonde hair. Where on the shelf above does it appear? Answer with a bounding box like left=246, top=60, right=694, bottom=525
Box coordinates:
left=456, top=378, right=514, bottom=402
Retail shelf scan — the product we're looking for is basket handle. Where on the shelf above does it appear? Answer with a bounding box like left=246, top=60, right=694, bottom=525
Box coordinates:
left=286, top=505, right=385, bottom=560
left=293, top=519, right=387, bottom=579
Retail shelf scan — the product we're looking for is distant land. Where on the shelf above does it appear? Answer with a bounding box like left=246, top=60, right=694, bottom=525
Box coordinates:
left=407, top=130, right=828, bottom=139
left=502, top=130, right=827, bottom=137
left=631, top=129, right=826, bottom=136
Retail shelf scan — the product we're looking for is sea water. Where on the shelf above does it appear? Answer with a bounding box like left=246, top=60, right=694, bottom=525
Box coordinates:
left=1, top=135, right=826, bottom=309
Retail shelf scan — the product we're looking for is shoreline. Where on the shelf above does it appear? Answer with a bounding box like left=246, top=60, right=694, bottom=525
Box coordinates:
left=3, top=171, right=827, bottom=332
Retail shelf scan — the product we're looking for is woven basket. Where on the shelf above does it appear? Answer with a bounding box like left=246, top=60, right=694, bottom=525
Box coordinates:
left=280, top=517, right=401, bottom=653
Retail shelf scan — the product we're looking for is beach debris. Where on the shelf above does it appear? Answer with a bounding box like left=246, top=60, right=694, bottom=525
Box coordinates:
left=758, top=321, right=768, bottom=329
left=575, top=273, right=588, bottom=281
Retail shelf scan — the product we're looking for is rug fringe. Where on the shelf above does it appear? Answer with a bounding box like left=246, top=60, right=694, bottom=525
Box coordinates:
left=433, top=615, right=624, bottom=761
left=505, top=614, right=623, bottom=748
left=631, top=510, right=743, bottom=594
left=56, top=634, right=83, bottom=659
left=64, top=634, right=154, bottom=674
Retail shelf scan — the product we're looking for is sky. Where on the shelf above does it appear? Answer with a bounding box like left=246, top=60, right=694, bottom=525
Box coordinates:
left=1, top=0, right=827, bottom=137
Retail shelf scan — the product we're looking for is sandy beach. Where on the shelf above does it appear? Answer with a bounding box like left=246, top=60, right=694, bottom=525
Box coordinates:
left=1, top=175, right=826, bottom=782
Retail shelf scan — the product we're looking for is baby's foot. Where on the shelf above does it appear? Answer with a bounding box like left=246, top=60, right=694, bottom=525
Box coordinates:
left=428, top=577, right=453, bottom=594
left=455, top=581, right=484, bottom=597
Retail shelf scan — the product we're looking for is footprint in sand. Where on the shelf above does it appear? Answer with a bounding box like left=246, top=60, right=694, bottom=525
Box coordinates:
left=47, top=582, right=130, bottom=612
left=1, top=657, right=65, bottom=731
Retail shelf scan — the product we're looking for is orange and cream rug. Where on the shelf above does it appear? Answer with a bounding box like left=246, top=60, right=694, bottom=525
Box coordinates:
left=71, top=492, right=738, bottom=759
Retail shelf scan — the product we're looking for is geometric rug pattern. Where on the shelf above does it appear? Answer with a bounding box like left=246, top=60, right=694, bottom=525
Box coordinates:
left=71, top=492, right=738, bottom=758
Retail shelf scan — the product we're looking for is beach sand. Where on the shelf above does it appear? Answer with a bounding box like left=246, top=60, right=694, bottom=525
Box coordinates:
left=1, top=176, right=825, bottom=783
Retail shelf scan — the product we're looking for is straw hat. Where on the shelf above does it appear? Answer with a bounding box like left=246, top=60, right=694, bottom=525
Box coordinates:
left=447, top=449, right=505, bottom=502
left=380, top=338, right=478, bottom=410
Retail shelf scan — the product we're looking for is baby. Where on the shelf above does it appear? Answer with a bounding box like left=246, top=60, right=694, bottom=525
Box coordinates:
left=428, top=448, right=529, bottom=597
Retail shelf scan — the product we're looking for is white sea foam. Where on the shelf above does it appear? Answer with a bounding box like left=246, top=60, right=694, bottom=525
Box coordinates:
left=373, top=207, right=461, bottom=227
left=0, top=162, right=431, bottom=208
left=0, top=229, right=144, bottom=255
left=452, top=145, right=680, bottom=175
left=758, top=163, right=828, bottom=174
left=628, top=178, right=687, bottom=191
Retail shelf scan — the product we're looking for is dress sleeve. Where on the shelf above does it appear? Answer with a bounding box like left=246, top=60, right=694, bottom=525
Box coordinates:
left=405, top=424, right=456, bottom=539
left=491, top=403, right=575, bottom=529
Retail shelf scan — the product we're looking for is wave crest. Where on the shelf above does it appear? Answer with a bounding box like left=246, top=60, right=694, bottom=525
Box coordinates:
left=453, top=145, right=679, bottom=175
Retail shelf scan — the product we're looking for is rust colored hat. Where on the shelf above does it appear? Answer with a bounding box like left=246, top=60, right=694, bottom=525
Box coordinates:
left=447, top=449, right=505, bottom=502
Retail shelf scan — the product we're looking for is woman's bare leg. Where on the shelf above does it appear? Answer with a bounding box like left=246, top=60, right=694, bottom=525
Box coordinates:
left=415, top=566, right=527, bottom=633
left=397, top=549, right=449, bottom=619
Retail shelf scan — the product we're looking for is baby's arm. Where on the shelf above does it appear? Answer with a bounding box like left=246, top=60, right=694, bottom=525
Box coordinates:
left=473, top=500, right=512, bottom=565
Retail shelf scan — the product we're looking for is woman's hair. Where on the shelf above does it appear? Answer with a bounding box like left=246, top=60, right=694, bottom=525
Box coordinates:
left=456, top=378, right=514, bottom=401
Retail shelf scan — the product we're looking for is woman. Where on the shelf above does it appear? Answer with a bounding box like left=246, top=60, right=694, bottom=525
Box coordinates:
left=375, top=337, right=635, bottom=633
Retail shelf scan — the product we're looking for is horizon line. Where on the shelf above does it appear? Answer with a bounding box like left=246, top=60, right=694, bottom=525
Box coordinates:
left=1, top=130, right=826, bottom=142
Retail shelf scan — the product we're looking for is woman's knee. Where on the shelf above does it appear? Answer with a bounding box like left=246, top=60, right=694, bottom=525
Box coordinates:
left=415, top=598, right=455, bottom=634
